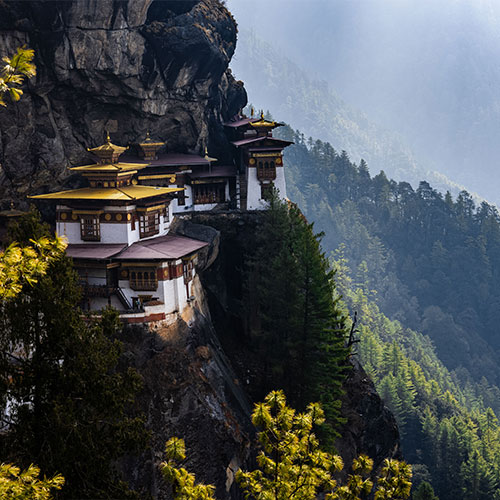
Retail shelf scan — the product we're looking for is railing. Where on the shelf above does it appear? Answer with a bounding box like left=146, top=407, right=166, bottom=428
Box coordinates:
left=80, top=284, right=141, bottom=313
left=81, top=283, right=114, bottom=298
left=115, top=287, right=133, bottom=310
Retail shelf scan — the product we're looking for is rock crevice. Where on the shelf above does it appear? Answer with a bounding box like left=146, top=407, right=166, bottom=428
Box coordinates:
left=0, top=0, right=246, bottom=207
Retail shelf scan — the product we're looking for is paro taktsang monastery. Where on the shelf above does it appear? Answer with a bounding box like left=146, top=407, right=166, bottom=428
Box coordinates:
left=30, top=112, right=292, bottom=323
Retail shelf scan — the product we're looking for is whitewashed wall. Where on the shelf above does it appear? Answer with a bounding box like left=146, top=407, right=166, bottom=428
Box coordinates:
left=56, top=206, right=171, bottom=245
left=246, top=166, right=287, bottom=210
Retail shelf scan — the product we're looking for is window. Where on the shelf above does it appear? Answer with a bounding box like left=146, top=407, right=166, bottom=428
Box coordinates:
left=183, top=260, right=194, bottom=283
left=164, top=205, right=169, bottom=223
left=193, top=183, right=225, bottom=205
left=257, top=160, right=276, bottom=181
left=129, top=269, right=157, bottom=291
left=80, top=215, right=100, bottom=241
left=139, top=211, right=160, bottom=238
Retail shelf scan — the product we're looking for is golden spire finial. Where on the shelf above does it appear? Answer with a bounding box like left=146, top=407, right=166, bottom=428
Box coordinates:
left=146, top=130, right=151, bottom=140
left=204, top=147, right=217, bottom=163
left=261, top=111, right=265, bottom=120
left=250, top=107, right=254, bottom=117
left=106, top=130, right=111, bottom=143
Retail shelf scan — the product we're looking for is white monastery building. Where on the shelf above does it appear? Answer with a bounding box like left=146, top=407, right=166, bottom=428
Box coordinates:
left=30, top=111, right=293, bottom=323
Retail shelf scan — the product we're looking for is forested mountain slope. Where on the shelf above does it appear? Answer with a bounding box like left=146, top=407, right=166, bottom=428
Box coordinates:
left=230, top=0, right=500, bottom=205
left=336, top=256, right=500, bottom=500
left=231, top=30, right=475, bottom=201
left=278, top=124, right=500, bottom=498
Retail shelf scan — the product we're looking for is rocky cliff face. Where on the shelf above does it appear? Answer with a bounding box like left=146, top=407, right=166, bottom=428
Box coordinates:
left=120, top=294, right=254, bottom=499
left=0, top=0, right=246, bottom=206
left=122, top=215, right=400, bottom=498
left=174, top=214, right=401, bottom=471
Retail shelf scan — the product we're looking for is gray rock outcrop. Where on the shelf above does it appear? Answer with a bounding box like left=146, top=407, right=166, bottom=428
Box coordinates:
left=336, top=357, right=401, bottom=472
left=0, top=0, right=246, bottom=206
left=120, top=298, right=253, bottom=499
left=187, top=212, right=402, bottom=469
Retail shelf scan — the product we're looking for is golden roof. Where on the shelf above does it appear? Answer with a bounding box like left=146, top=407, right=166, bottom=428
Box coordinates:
left=250, top=113, right=278, bottom=129
left=139, top=131, right=164, bottom=148
left=69, top=162, right=147, bottom=173
left=29, top=185, right=183, bottom=202
left=88, top=134, right=127, bottom=155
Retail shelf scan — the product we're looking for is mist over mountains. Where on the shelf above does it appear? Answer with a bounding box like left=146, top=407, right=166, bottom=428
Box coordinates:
left=230, top=28, right=471, bottom=198
left=229, top=0, right=500, bottom=205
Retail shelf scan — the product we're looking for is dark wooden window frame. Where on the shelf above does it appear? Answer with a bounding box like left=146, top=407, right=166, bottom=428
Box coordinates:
left=183, top=260, right=194, bottom=283
left=80, top=215, right=100, bottom=241
left=139, top=211, right=160, bottom=238
left=129, top=269, right=158, bottom=291
left=257, top=160, right=276, bottom=181
left=192, top=183, right=226, bottom=205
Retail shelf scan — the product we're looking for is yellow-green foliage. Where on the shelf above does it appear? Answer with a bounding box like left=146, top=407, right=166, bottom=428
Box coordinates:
left=236, top=390, right=341, bottom=500
left=0, top=46, right=36, bottom=107
left=0, top=220, right=66, bottom=498
left=374, top=460, right=412, bottom=500
left=0, top=463, right=64, bottom=500
left=163, top=391, right=412, bottom=500
left=0, top=236, right=67, bottom=299
left=161, top=437, right=216, bottom=500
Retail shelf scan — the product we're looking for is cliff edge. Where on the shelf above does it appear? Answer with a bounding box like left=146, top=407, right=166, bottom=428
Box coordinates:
left=117, top=215, right=400, bottom=498
left=174, top=214, right=401, bottom=471
left=0, top=0, right=246, bottom=205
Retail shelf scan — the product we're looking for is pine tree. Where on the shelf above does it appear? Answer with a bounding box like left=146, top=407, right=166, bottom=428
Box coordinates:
left=0, top=212, right=148, bottom=499
left=413, top=481, right=439, bottom=500
left=288, top=203, right=348, bottom=444
left=246, top=195, right=348, bottom=446
left=161, top=437, right=216, bottom=500
left=0, top=209, right=66, bottom=300
left=0, top=463, right=64, bottom=500
left=245, top=194, right=301, bottom=389
left=460, top=451, right=498, bottom=500
left=163, top=392, right=412, bottom=500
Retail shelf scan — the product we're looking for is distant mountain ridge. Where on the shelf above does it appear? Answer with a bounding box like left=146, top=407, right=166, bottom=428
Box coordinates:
left=229, top=0, right=500, bottom=205
left=231, top=29, right=478, bottom=202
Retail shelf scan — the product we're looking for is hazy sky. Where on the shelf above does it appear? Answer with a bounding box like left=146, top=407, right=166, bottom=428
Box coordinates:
left=228, top=0, right=500, bottom=203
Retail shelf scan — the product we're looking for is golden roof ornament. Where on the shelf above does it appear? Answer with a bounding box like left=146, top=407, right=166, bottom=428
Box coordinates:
left=138, top=131, right=164, bottom=161
left=250, top=115, right=278, bottom=129
left=203, top=146, right=217, bottom=163
left=250, top=107, right=254, bottom=117
left=88, top=132, right=127, bottom=164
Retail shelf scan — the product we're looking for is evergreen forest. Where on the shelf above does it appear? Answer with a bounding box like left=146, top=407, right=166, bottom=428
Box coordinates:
left=5, top=4, right=500, bottom=499
left=277, top=124, right=500, bottom=499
